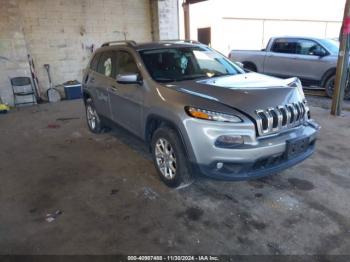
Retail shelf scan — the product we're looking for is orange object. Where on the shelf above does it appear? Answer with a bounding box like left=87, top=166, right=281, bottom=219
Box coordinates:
left=188, top=108, right=210, bottom=120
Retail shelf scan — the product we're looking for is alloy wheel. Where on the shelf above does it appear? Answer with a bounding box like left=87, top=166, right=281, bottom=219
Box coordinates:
left=87, top=105, right=97, bottom=130
left=155, top=138, right=177, bottom=179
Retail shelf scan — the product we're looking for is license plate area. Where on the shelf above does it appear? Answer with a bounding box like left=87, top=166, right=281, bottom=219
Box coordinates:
left=286, top=136, right=310, bottom=159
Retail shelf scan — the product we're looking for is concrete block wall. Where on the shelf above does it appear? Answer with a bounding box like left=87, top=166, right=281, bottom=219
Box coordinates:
left=150, top=0, right=179, bottom=40
left=0, top=0, right=179, bottom=106
left=0, top=0, right=32, bottom=104
left=158, top=0, right=179, bottom=40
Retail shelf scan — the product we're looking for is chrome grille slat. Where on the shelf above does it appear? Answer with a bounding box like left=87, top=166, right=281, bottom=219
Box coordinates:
left=292, top=104, right=298, bottom=125
left=294, top=103, right=299, bottom=122
left=294, top=103, right=301, bottom=122
left=276, top=109, right=283, bottom=129
left=267, top=107, right=281, bottom=131
left=266, top=108, right=274, bottom=132
left=300, top=103, right=305, bottom=119
left=255, top=102, right=306, bottom=136
left=277, top=106, right=288, bottom=127
left=287, top=104, right=296, bottom=124
left=285, top=105, right=291, bottom=126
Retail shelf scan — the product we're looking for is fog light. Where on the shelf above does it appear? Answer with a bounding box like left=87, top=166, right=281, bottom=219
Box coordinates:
left=216, top=162, right=223, bottom=169
left=215, top=135, right=244, bottom=148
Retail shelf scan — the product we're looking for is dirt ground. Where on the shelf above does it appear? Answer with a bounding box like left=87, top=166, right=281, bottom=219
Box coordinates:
left=306, top=94, right=350, bottom=112
left=0, top=97, right=349, bottom=255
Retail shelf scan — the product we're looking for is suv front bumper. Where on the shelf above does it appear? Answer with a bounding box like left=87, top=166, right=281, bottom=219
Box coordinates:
left=183, top=119, right=319, bottom=180
left=195, top=140, right=315, bottom=180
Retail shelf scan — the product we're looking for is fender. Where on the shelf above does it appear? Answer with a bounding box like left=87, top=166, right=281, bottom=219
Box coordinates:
left=82, top=89, right=93, bottom=104
left=144, top=114, right=192, bottom=160
left=321, top=68, right=336, bottom=87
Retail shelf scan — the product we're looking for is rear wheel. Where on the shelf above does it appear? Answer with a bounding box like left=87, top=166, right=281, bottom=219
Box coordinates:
left=151, top=126, right=193, bottom=188
left=243, top=62, right=257, bottom=72
left=324, top=74, right=350, bottom=99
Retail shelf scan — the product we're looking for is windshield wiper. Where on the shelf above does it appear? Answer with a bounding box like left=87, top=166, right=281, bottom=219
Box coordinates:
left=212, top=73, right=233, bottom=77
left=155, top=73, right=230, bottom=83
left=177, top=74, right=208, bottom=81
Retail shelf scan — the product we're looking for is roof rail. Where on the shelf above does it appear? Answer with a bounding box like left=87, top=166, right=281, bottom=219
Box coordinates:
left=101, top=40, right=137, bottom=47
left=161, top=39, right=202, bottom=44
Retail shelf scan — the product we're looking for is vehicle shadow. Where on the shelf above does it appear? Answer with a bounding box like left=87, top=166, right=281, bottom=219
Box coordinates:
left=108, top=123, right=152, bottom=161
left=106, top=120, right=286, bottom=193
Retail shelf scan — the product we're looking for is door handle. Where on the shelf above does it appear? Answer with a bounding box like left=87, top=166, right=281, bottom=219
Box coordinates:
left=90, top=77, right=95, bottom=83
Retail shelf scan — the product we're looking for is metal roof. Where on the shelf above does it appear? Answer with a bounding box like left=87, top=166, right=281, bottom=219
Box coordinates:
left=184, top=0, right=207, bottom=4
left=99, top=40, right=204, bottom=51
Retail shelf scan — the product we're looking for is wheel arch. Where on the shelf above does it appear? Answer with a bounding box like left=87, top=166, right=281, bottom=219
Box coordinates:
left=83, top=90, right=93, bottom=105
left=321, top=67, right=336, bottom=87
left=242, top=61, right=258, bottom=72
left=144, top=114, right=191, bottom=159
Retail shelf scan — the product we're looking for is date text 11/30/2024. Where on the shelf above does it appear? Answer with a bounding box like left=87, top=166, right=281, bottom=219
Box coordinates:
left=127, top=256, right=219, bottom=261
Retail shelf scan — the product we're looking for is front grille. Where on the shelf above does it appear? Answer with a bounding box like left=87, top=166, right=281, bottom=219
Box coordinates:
left=255, top=102, right=307, bottom=136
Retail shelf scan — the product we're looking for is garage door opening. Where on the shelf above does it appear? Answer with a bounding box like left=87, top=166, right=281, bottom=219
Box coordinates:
left=197, top=27, right=211, bottom=46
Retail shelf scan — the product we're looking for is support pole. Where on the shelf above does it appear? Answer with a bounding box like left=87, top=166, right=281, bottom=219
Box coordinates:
left=331, top=0, right=350, bottom=115
left=182, top=0, right=190, bottom=40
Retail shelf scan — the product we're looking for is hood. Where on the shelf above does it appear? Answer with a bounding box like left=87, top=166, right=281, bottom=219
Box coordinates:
left=165, top=73, right=304, bottom=116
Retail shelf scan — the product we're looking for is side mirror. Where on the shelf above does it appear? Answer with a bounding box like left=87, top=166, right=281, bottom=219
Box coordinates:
left=311, top=49, right=327, bottom=57
left=116, top=73, right=142, bottom=85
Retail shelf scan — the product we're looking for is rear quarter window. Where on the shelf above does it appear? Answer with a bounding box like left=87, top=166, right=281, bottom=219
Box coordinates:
left=271, top=39, right=297, bottom=54
left=90, top=53, right=101, bottom=71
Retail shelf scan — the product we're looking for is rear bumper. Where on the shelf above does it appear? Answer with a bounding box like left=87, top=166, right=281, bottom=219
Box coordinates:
left=194, top=140, right=315, bottom=181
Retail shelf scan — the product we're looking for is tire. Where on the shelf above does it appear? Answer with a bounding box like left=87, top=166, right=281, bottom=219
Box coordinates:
left=324, top=74, right=350, bottom=99
left=243, top=62, right=257, bottom=72
left=85, top=98, right=103, bottom=134
left=346, top=84, right=350, bottom=100
left=151, top=126, right=193, bottom=188
left=324, top=74, right=336, bottom=98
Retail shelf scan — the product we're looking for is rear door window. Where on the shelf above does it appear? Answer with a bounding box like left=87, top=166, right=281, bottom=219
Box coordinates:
left=271, top=39, right=297, bottom=54
left=97, top=51, right=116, bottom=78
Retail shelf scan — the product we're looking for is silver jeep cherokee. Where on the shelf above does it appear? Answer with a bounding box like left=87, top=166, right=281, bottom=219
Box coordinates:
left=82, top=40, right=320, bottom=187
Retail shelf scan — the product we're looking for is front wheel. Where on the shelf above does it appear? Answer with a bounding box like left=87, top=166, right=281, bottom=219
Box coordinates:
left=151, top=126, right=193, bottom=188
left=85, top=99, right=103, bottom=134
left=324, top=75, right=350, bottom=99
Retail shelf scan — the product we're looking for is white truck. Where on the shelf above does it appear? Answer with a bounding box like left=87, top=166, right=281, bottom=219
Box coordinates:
left=228, top=36, right=350, bottom=99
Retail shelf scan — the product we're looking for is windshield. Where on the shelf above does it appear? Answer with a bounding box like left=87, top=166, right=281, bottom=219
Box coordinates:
left=319, top=39, right=339, bottom=54
left=139, top=46, right=243, bottom=82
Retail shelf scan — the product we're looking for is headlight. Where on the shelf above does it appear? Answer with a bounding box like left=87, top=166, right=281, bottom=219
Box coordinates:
left=185, top=106, right=243, bottom=123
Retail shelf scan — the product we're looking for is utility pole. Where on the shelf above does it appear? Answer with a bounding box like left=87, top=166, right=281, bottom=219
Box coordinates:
left=331, top=0, right=350, bottom=115
left=183, top=0, right=190, bottom=40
